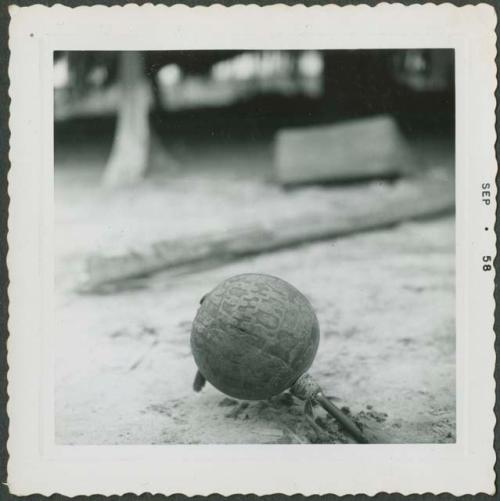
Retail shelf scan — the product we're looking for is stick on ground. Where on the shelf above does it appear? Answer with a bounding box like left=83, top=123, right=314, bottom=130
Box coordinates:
left=79, top=170, right=454, bottom=293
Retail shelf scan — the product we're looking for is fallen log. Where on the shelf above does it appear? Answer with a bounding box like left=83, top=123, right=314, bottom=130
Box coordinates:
left=78, top=170, right=454, bottom=293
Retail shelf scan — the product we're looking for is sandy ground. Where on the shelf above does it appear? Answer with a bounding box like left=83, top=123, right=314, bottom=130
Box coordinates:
left=55, top=128, right=455, bottom=444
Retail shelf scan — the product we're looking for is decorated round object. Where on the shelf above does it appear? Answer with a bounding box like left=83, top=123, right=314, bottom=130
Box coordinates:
left=191, top=273, right=320, bottom=400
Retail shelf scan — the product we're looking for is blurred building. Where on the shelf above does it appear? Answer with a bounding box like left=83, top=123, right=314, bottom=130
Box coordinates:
left=54, top=49, right=453, bottom=123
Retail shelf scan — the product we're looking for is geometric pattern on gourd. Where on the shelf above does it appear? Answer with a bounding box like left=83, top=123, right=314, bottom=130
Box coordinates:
left=191, top=273, right=320, bottom=400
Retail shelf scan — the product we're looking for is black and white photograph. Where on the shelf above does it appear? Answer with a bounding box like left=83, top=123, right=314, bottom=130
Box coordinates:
left=6, top=4, right=496, bottom=497
left=54, top=48, right=456, bottom=445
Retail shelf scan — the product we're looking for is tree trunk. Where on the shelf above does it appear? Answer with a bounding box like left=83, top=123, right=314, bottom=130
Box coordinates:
left=103, top=51, right=176, bottom=187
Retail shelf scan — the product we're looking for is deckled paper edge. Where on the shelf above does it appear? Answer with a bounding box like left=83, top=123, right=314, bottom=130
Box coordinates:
left=6, top=3, right=498, bottom=497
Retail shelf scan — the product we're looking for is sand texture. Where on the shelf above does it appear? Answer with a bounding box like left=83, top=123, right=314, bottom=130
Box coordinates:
left=55, top=130, right=455, bottom=444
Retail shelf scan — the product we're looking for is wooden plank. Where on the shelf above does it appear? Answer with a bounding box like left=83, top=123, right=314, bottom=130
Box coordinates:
left=275, top=115, right=416, bottom=186
left=78, top=171, right=454, bottom=293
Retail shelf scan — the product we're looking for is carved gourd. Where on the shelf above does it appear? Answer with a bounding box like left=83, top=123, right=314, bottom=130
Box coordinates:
left=191, top=273, right=369, bottom=443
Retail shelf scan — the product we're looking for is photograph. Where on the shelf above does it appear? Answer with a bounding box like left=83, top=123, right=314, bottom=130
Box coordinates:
left=7, top=4, right=496, bottom=496
left=54, top=48, right=456, bottom=445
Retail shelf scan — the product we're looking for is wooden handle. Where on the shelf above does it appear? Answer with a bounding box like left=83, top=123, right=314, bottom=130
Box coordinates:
left=315, top=393, right=370, bottom=444
left=291, top=373, right=370, bottom=444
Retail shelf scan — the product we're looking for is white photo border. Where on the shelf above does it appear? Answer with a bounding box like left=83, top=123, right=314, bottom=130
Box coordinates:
left=7, top=3, right=498, bottom=497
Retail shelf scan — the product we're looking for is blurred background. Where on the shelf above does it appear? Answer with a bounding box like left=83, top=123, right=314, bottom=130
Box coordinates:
left=54, top=50, right=454, bottom=187
left=54, top=50, right=456, bottom=445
